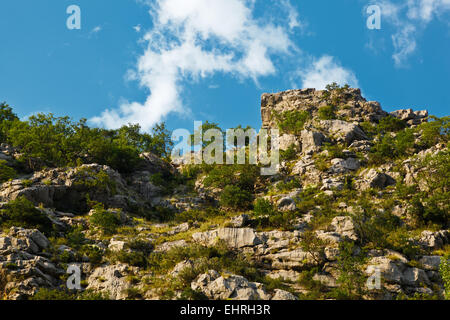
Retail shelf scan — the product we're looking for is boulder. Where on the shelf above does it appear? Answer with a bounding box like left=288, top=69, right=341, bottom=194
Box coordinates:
left=358, top=169, right=396, bottom=190
left=279, top=134, right=300, bottom=152
left=418, top=256, right=442, bottom=271
left=320, top=120, right=368, bottom=144
left=271, top=289, right=298, bottom=300
left=329, top=158, right=360, bottom=173
left=367, top=256, right=405, bottom=284
left=300, top=130, right=325, bottom=155
left=330, top=216, right=358, bottom=241
left=191, top=271, right=271, bottom=300
left=277, top=197, right=297, bottom=212
left=192, top=228, right=262, bottom=248
left=87, top=264, right=134, bottom=300
left=171, top=260, right=195, bottom=277
left=229, top=214, right=250, bottom=228
left=418, top=230, right=449, bottom=250
left=401, top=267, right=430, bottom=286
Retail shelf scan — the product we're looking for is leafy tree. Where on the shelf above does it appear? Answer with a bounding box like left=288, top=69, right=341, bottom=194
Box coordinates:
left=0, top=102, right=18, bottom=142
left=220, top=185, right=252, bottom=210
left=0, top=160, right=16, bottom=183
left=2, top=105, right=173, bottom=172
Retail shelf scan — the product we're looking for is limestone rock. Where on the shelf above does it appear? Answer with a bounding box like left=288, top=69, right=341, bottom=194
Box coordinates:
left=277, top=197, right=296, bottom=212
left=87, top=264, right=134, bottom=300
left=330, top=216, right=358, bottom=241
left=271, top=289, right=298, bottom=300
left=320, top=120, right=368, bottom=144
left=358, top=169, right=396, bottom=190
left=418, top=230, right=449, bottom=250
left=300, top=130, right=325, bottom=155
left=279, top=134, right=300, bottom=152
left=191, top=271, right=271, bottom=300
left=192, top=228, right=262, bottom=248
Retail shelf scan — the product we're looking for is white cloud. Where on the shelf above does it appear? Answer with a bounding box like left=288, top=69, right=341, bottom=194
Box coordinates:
left=296, top=56, right=359, bottom=90
left=371, top=0, right=450, bottom=67
left=91, top=0, right=297, bottom=130
left=133, top=24, right=142, bottom=33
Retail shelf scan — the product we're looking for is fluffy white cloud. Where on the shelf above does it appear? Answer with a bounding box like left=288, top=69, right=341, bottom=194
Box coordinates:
left=297, top=56, right=359, bottom=90
left=373, top=0, right=450, bottom=67
left=91, top=0, right=298, bottom=131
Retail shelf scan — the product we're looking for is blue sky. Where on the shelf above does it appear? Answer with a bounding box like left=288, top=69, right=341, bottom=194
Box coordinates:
left=0, top=0, right=449, bottom=133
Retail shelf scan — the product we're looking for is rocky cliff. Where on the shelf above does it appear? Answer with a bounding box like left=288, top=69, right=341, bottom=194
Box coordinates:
left=0, top=85, right=448, bottom=300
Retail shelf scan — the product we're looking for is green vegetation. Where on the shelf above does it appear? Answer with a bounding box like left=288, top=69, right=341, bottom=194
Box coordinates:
left=88, top=204, right=122, bottom=235
left=220, top=185, right=252, bottom=210
left=280, top=144, right=298, bottom=161
left=274, top=110, right=310, bottom=135
left=318, top=105, right=337, bottom=120
left=30, top=288, right=110, bottom=300
left=0, top=105, right=173, bottom=173
left=440, top=258, right=450, bottom=300
left=0, top=196, right=53, bottom=235
left=0, top=160, right=16, bottom=183
left=253, top=198, right=275, bottom=217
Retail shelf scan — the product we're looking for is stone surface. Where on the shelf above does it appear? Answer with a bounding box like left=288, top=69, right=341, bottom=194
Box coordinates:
left=192, top=228, right=262, bottom=248
left=191, top=271, right=272, bottom=300
left=87, top=264, right=134, bottom=300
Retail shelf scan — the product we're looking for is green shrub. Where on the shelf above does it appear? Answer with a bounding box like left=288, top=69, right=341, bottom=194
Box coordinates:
left=220, top=185, right=252, bottom=210
left=274, top=110, right=310, bottom=135
left=318, top=105, right=337, bottom=120
left=175, top=208, right=224, bottom=223
left=203, top=164, right=259, bottom=192
left=280, top=144, right=298, bottom=161
left=110, top=250, right=148, bottom=268
left=440, top=258, right=450, bottom=300
left=377, top=116, right=407, bottom=133
left=0, top=196, right=53, bottom=235
left=0, top=160, right=16, bottom=183
left=253, top=198, right=274, bottom=217
left=79, top=245, right=103, bottom=265
left=418, top=116, right=449, bottom=148
left=275, top=178, right=301, bottom=193
left=329, top=241, right=367, bottom=300
left=88, top=205, right=121, bottom=235
left=369, top=129, right=415, bottom=165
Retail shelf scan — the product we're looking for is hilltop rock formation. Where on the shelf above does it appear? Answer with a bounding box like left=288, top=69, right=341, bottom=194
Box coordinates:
left=0, top=86, right=447, bottom=301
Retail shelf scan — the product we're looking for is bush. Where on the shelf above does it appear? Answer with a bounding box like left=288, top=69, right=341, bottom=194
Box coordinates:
left=440, top=258, right=450, bottom=300
left=253, top=198, right=274, bottom=216
left=0, top=160, right=16, bottom=183
left=318, top=105, right=336, bottom=120
left=418, top=116, right=449, bottom=148
left=369, top=129, right=415, bottom=164
left=111, top=250, right=147, bottom=268
left=274, top=110, right=310, bottom=135
left=280, top=144, right=298, bottom=161
left=88, top=205, right=121, bottom=235
left=0, top=196, right=53, bottom=235
left=377, top=116, right=407, bottom=133
left=203, top=164, right=259, bottom=192
left=220, top=185, right=252, bottom=210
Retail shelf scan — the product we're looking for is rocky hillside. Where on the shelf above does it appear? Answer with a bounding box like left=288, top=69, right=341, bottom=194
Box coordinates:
left=0, top=84, right=448, bottom=300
